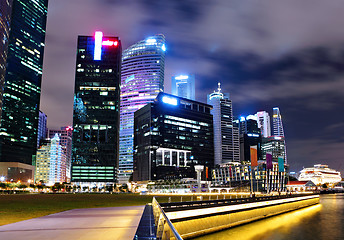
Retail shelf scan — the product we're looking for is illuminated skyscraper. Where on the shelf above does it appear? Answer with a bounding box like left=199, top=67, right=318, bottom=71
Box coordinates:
left=237, top=115, right=262, bottom=162
left=37, top=110, right=47, bottom=148
left=72, top=32, right=122, bottom=184
left=0, top=0, right=13, bottom=118
left=256, top=111, right=271, bottom=138
left=171, top=74, right=195, bottom=100
left=272, top=107, right=287, bottom=163
left=134, top=93, right=213, bottom=181
left=207, top=83, right=240, bottom=165
left=0, top=0, right=48, bottom=165
left=35, top=134, right=67, bottom=185
left=119, top=35, right=166, bottom=183
left=49, top=126, right=72, bottom=182
left=272, top=107, right=284, bottom=137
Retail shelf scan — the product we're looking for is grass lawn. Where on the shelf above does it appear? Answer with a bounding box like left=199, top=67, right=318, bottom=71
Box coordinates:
left=0, top=193, right=245, bottom=226
left=0, top=193, right=178, bottom=226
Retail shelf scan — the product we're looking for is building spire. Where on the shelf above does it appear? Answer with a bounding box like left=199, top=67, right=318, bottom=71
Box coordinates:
left=217, top=82, right=221, bottom=93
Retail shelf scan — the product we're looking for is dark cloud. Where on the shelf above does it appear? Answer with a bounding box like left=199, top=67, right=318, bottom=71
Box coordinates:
left=41, top=0, right=344, bottom=174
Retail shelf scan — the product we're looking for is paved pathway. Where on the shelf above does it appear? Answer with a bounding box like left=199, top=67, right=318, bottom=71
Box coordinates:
left=0, top=205, right=145, bottom=240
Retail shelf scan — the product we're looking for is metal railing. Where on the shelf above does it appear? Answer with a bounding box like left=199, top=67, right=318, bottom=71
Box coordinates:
left=152, top=197, right=183, bottom=240
left=159, top=193, right=319, bottom=212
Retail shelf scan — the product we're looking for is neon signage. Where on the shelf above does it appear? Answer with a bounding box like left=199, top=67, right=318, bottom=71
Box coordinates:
left=102, top=40, right=118, bottom=46
left=93, top=31, right=118, bottom=60
left=94, top=31, right=103, bottom=60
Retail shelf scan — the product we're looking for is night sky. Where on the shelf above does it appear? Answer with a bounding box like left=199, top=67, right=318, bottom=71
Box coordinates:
left=40, top=0, right=344, bottom=175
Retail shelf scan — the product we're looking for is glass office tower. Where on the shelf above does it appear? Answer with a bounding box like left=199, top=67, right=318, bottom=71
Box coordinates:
left=0, top=0, right=48, bottom=165
left=171, top=74, right=195, bottom=100
left=134, top=93, right=214, bottom=181
left=119, top=34, right=166, bottom=183
left=72, top=32, right=122, bottom=184
left=0, top=0, right=13, bottom=118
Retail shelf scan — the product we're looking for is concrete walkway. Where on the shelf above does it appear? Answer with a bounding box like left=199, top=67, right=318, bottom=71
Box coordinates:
left=0, top=205, right=145, bottom=240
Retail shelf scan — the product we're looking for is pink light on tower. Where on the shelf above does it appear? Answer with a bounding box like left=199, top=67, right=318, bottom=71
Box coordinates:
left=102, top=40, right=118, bottom=46
left=94, top=31, right=103, bottom=60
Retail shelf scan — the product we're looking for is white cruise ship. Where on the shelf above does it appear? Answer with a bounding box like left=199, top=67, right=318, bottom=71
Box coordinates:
left=298, top=164, right=342, bottom=185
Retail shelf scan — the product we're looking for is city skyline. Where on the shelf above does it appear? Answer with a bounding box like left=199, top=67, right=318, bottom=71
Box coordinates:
left=40, top=0, right=344, bottom=174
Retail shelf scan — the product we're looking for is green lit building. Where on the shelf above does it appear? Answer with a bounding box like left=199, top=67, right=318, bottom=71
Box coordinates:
left=0, top=0, right=48, bottom=165
left=72, top=32, right=122, bottom=185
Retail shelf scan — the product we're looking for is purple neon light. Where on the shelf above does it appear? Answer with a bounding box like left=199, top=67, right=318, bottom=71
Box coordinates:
left=94, top=31, right=103, bottom=60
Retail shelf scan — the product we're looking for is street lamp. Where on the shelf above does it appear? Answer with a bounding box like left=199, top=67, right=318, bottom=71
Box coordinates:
left=194, top=165, right=204, bottom=193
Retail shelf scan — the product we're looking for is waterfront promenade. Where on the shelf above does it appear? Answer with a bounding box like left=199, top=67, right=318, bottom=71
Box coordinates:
left=0, top=205, right=144, bottom=240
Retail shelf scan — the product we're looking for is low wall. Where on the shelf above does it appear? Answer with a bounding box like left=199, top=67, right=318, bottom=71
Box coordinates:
left=165, top=195, right=319, bottom=239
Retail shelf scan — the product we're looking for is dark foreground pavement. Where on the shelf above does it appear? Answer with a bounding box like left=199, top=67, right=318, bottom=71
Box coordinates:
left=0, top=205, right=145, bottom=240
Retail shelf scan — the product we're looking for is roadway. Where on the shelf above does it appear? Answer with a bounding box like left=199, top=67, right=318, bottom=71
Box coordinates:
left=0, top=205, right=145, bottom=240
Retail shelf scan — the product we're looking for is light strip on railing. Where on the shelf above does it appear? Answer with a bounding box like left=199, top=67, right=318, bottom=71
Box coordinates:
left=166, top=195, right=319, bottom=220
left=152, top=197, right=184, bottom=240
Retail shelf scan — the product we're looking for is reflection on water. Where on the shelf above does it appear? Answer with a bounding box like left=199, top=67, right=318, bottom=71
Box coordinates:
left=194, top=194, right=344, bottom=240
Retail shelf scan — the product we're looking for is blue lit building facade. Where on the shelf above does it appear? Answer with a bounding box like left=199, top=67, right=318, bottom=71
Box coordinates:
left=0, top=0, right=48, bottom=165
left=119, top=35, right=166, bottom=183
left=171, top=74, right=195, bottom=100
left=133, top=93, right=214, bottom=181
left=72, top=32, right=122, bottom=184
left=207, top=83, right=240, bottom=165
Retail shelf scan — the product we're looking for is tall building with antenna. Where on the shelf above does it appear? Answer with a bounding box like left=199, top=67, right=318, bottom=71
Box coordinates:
left=207, top=83, right=240, bottom=165
left=119, top=35, right=166, bottom=183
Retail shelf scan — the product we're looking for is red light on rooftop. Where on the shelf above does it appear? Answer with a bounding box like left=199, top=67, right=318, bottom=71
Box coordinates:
left=102, top=40, right=118, bottom=46
left=65, top=126, right=73, bottom=131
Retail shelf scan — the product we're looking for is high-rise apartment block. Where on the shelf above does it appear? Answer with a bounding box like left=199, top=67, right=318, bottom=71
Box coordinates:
left=119, top=35, right=166, bottom=183
left=35, top=134, right=67, bottom=185
left=171, top=74, right=195, bottom=100
left=0, top=0, right=48, bottom=165
left=48, top=126, right=72, bottom=182
left=37, top=110, right=47, bottom=148
left=256, top=111, right=271, bottom=138
left=207, top=83, right=239, bottom=165
left=72, top=32, right=122, bottom=184
left=133, top=93, right=214, bottom=181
